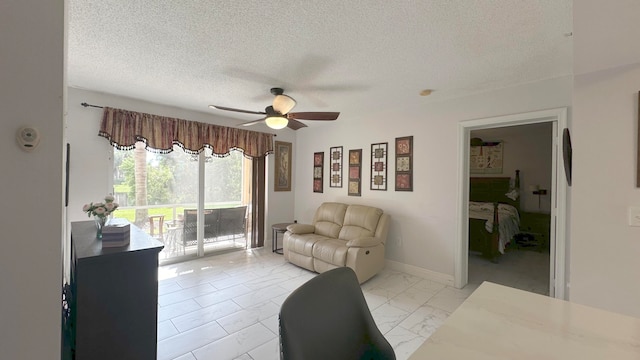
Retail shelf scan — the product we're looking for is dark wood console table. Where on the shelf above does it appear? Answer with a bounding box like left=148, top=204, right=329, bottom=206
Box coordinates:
left=67, top=220, right=164, bottom=360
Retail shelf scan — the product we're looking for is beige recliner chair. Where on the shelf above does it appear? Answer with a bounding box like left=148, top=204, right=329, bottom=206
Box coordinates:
left=283, top=202, right=390, bottom=283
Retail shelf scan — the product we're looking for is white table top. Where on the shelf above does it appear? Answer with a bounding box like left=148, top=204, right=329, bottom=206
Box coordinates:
left=409, top=281, right=640, bottom=359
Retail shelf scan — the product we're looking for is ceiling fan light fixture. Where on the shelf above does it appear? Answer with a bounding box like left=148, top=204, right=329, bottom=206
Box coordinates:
left=272, top=94, right=296, bottom=114
left=265, top=115, right=289, bottom=130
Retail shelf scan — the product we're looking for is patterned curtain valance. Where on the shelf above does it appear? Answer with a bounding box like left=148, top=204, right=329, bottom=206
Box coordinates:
left=98, top=107, right=274, bottom=158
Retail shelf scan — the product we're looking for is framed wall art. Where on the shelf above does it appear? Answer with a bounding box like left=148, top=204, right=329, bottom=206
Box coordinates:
left=274, top=141, right=292, bottom=192
left=370, top=142, right=388, bottom=190
left=313, top=151, right=324, bottom=193
left=330, top=146, right=343, bottom=188
left=470, top=140, right=503, bottom=174
left=348, top=149, right=362, bottom=196
left=395, top=136, right=413, bottom=191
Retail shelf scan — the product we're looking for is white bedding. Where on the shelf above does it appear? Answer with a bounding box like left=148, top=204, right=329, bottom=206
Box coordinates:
left=469, top=201, right=520, bottom=254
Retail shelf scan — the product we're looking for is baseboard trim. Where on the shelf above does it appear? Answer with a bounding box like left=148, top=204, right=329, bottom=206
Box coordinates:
left=385, top=259, right=455, bottom=287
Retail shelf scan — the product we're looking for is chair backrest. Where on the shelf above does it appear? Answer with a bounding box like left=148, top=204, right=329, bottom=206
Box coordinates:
left=183, top=209, right=198, bottom=243
left=279, top=267, right=395, bottom=360
left=148, top=215, right=164, bottom=238
left=218, top=206, right=247, bottom=237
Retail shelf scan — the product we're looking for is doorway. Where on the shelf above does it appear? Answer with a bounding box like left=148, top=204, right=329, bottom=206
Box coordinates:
left=455, top=108, right=568, bottom=299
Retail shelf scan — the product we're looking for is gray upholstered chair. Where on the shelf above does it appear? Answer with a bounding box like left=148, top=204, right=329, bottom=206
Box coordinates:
left=279, top=267, right=395, bottom=360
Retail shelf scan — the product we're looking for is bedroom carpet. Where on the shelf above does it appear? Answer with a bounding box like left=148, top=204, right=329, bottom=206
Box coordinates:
left=468, top=248, right=550, bottom=296
left=156, top=248, right=476, bottom=360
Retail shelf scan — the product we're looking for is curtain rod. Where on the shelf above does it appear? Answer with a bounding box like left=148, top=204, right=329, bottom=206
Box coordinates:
left=81, top=102, right=103, bottom=108
left=80, top=102, right=277, bottom=136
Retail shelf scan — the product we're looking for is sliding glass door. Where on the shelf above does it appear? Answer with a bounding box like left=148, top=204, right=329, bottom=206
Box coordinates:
left=112, top=143, right=252, bottom=263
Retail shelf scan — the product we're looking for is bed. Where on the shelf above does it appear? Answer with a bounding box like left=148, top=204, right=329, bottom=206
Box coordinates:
left=469, top=170, right=521, bottom=262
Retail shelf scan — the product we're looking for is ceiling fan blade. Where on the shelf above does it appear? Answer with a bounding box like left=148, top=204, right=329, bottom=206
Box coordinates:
left=209, top=105, right=266, bottom=115
left=288, top=112, right=340, bottom=121
left=287, top=119, right=308, bottom=130
left=239, top=118, right=266, bottom=127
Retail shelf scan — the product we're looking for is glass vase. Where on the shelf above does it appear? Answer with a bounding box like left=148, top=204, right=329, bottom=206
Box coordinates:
left=94, top=216, right=107, bottom=239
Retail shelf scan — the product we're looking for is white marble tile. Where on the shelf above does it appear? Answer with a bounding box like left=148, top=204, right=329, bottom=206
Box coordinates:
left=194, top=284, right=252, bottom=307
left=157, top=248, right=551, bottom=360
left=173, top=352, right=197, bottom=360
left=192, top=323, right=275, bottom=360
left=260, top=313, right=280, bottom=335
left=176, top=270, right=229, bottom=289
left=247, top=338, right=280, bottom=360
left=217, top=300, right=280, bottom=334
left=157, top=320, right=179, bottom=341
left=270, top=292, right=291, bottom=307
left=389, top=286, right=437, bottom=313
left=410, top=278, right=447, bottom=295
left=233, top=285, right=290, bottom=308
left=156, top=321, right=228, bottom=360
left=158, top=280, right=183, bottom=296
left=371, top=303, right=411, bottom=334
left=172, top=300, right=242, bottom=332
left=363, top=291, right=392, bottom=311
left=209, top=271, right=261, bottom=290
left=363, top=270, right=423, bottom=296
left=426, top=286, right=475, bottom=313
left=384, top=326, right=427, bottom=360
left=242, top=271, right=294, bottom=291
left=158, top=299, right=201, bottom=322
left=159, top=283, right=217, bottom=307
left=232, top=355, right=253, bottom=360
left=398, top=304, right=450, bottom=338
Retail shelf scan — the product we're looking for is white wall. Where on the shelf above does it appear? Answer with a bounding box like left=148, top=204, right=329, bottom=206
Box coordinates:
left=570, top=64, right=640, bottom=317
left=66, top=88, right=296, bottom=246
left=292, top=76, right=571, bottom=279
left=0, top=0, right=65, bottom=358
left=471, top=123, right=553, bottom=213
left=567, top=0, right=640, bottom=318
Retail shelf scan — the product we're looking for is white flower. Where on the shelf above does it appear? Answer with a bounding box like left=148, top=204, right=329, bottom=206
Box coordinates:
left=82, top=195, right=119, bottom=218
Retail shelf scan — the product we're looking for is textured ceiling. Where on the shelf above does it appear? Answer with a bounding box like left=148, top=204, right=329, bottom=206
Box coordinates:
left=68, top=0, right=573, bottom=127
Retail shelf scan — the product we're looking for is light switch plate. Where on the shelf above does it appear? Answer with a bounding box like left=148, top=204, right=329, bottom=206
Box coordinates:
left=629, top=206, right=640, bottom=226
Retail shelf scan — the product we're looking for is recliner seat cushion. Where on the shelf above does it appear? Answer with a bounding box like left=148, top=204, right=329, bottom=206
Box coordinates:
left=312, top=238, right=348, bottom=266
left=286, top=233, right=332, bottom=257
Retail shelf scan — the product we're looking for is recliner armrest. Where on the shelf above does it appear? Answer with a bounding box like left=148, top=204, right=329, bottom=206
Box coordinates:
left=286, top=223, right=315, bottom=234
left=345, top=237, right=382, bottom=248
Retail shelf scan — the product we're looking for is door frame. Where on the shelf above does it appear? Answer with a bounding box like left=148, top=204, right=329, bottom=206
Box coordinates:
left=455, top=107, right=568, bottom=299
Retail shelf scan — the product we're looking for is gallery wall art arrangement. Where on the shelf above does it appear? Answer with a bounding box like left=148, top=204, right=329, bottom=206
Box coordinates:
left=311, top=136, right=414, bottom=194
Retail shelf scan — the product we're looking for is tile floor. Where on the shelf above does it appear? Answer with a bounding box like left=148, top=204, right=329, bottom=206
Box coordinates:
left=157, top=247, right=548, bottom=360
left=468, top=248, right=550, bottom=296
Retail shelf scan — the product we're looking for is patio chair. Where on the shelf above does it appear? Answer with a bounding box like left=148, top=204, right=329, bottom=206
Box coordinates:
left=148, top=215, right=165, bottom=241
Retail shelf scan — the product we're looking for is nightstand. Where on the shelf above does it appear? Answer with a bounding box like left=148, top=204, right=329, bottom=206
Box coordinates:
left=518, top=212, right=551, bottom=251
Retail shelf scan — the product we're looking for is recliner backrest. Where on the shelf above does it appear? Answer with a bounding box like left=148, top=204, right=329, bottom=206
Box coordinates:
left=338, top=205, right=383, bottom=241
left=312, top=202, right=348, bottom=238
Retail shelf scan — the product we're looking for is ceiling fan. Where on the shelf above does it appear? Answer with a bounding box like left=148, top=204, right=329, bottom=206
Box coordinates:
left=209, top=88, right=340, bottom=130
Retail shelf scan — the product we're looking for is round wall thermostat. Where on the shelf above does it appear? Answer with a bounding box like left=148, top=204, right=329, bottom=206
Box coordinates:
left=17, top=126, right=40, bottom=152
